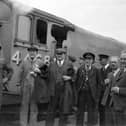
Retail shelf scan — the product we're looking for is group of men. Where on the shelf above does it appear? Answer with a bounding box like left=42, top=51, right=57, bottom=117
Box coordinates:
left=17, top=45, right=126, bottom=126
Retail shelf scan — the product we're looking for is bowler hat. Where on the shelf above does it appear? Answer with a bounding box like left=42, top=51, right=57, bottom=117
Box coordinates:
left=83, top=52, right=95, bottom=60
left=27, top=46, right=38, bottom=52
left=55, top=48, right=66, bottom=55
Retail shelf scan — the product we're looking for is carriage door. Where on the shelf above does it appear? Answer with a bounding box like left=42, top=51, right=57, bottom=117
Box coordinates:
left=9, top=15, right=32, bottom=96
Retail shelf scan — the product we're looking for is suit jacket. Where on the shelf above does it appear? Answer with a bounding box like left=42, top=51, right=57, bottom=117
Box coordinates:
left=101, top=69, right=121, bottom=106
left=111, top=71, right=126, bottom=111
left=75, top=65, right=101, bottom=104
left=48, top=59, right=74, bottom=95
left=99, top=65, right=112, bottom=91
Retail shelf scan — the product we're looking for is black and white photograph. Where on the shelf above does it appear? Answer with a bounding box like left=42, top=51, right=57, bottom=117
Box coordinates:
left=0, top=0, right=126, bottom=126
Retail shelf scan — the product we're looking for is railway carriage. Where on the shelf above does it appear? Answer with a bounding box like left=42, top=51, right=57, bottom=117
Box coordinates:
left=0, top=0, right=125, bottom=107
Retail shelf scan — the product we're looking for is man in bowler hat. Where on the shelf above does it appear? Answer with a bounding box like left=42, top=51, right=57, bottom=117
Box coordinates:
left=75, top=52, right=100, bottom=126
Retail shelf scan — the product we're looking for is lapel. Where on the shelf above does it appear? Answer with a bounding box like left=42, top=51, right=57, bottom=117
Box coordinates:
left=61, top=60, right=67, bottom=70
left=115, top=70, right=123, bottom=81
left=88, top=66, right=94, bottom=78
left=111, top=70, right=123, bottom=87
left=114, top=71, right=122, bottom=81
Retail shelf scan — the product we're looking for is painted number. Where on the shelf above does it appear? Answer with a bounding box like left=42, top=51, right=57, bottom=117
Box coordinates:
left=12, top=51, right=22, bottom=65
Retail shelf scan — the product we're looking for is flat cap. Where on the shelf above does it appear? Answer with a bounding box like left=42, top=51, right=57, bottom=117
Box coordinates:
left=99, top=54, right=109, bottom=60
left=83, top=52, right=95, bottom=60
left=27, top=46, right=38, bottom=51
left=55, top=48, right=66, bottom=54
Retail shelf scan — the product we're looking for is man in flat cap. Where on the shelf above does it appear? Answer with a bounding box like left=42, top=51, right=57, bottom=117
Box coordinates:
left=75, top=52, right=100, bottom=126
left=46, top=48, right=75, bottom=126
left=18, top=45, right=39, bottom=126
left=98, top=54, right=112, bottom=126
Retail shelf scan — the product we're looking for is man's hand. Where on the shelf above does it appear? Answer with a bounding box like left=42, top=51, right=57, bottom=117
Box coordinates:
left=3, top=77, right=8, bottom=84
left=62, top=75, right=71, bottom=81
left=111, top=86, right=119, bottom=94
left=104, top=78, right=110, bottom=85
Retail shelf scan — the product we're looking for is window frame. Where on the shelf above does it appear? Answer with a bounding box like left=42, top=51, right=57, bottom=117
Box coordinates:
left=15, top=14, right=33, bottom=45
left=32, top=16, right=48, bottom=47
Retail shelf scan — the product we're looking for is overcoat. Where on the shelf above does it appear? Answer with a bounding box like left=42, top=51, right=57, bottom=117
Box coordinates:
left=48, top=59, right=74, bottom=113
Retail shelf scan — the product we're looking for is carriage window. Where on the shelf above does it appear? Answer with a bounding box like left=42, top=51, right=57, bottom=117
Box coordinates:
left=51, top=24, right=67, bottom=48
left=36, top=19, right=47, bottom=45
left=17, top=16, right=31, bottom=42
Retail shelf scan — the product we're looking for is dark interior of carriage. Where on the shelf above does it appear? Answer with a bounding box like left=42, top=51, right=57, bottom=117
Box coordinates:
left=36, top=19, right=47, bottom=45
left=51, top=24, right=68, bottom=48
left=36, top=20, right=68, bottom=49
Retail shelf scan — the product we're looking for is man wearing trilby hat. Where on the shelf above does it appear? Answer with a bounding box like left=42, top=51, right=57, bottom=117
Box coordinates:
left=75, top=52, right=100, bottom=126
left=18, top=45, right=38, bottom=126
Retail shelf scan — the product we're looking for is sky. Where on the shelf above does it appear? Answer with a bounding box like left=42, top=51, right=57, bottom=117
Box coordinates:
left=10, top=0, right=126, bottom=43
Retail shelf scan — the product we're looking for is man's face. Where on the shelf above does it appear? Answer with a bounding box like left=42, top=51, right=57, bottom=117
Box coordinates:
left=110, top=57, right=119, bottom=70
left=120, top=53, right=126, bottom=69
left=28, top=50, right=37, bottom=59
left=56, top=53, right=65, bottom=61
left=100, top=58, right=108, bottom=66
left=84, top=58, right=93, bottom=66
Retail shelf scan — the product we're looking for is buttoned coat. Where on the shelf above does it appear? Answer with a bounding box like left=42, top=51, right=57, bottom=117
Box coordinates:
left=48, top=59, right=74, bottom=113
left=31, top=65, right=50, bottom=103
left=101, top=70, right=121, bottom=106
left=75, top=65, right=101, bottom=104
left=111, top=71, right=126, bottom=111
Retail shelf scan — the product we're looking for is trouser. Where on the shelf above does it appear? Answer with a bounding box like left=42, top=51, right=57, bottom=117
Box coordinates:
left=99, top=104, right=105, bottom=126
left=76, top=90, right=98, bottom=126
left=99, top=90, right=105, bottom=126
left=29, top=100, right=38, bottom=126
left=105, top=107, right=115, bottom=126
left=46, top=85, right=67, bottom=126
left=113, top=109, right=126, bottom=126
left=20, top=85, right=31, bottom=126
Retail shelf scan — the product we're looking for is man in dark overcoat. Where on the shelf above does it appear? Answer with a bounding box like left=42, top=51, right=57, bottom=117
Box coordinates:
left=28, top=57, right=50, bottom=126
left=75, top=52, right=100, bottom=126
left=110, top=51, right=126, bottom=126
left=45, top=48, right=74, bottom=126
left=98, top=54, right=112, bottom=126
left=101, top=56, right=120, bottom=126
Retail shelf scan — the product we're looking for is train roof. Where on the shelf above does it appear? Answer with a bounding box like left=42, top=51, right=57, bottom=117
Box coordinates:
left=31, top=8, right=75, bottom=31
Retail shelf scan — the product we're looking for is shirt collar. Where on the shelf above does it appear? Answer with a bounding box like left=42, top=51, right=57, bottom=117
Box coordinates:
left=104, top=64, right=109, bottom=69
left=113, top=68, right=120, bottom=77
left=57, top=59, right=64, bottom=66
left=26, top=54, right=36, bottom=63
left=85, top=65, right=92, bottom=70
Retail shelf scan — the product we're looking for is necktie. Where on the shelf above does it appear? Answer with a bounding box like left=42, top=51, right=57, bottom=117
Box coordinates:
left=102, top=67, right=105, bottom=72
left=58, top=60, right=62, bottom=67
left=85, top=66, right=89, bottom=81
